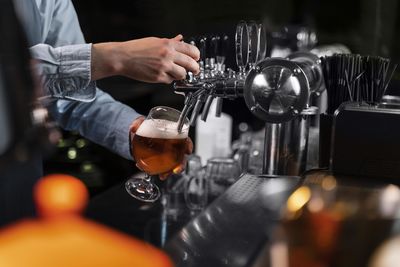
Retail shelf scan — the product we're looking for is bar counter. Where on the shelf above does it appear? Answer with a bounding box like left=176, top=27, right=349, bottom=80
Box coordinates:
left=85, top=170, right=400, bottom=267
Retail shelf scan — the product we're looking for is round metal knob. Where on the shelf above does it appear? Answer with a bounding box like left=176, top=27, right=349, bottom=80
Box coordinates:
left=244, top=58, right=310, bottom=123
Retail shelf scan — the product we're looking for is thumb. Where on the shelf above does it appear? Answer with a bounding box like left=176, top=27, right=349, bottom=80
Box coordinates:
left=186, top=138, right=194, bottom=154
left=129, top=116, right=145, bottom=133
left=173, top=34, right=184, bottom=41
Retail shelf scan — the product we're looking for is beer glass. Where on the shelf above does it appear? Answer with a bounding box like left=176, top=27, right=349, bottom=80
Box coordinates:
left=125, top=106, right=189, bottom=202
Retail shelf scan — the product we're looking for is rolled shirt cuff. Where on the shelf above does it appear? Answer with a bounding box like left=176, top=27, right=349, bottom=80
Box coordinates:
left=30, top=43, right=96, bottom=102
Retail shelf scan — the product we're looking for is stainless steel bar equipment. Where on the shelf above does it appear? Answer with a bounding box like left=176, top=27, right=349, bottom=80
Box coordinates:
left=174, top=21, right=324, bottom=176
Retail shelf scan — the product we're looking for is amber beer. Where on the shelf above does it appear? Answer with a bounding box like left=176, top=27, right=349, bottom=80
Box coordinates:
left=131, top=119, right=188, bottom=175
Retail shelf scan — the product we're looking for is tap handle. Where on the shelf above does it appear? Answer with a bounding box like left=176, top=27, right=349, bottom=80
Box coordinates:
left=221, top=35, right=229, bottom=63
left=211, top=35, right=220, bottom=58
left=199, top=37, right=207, bottom=62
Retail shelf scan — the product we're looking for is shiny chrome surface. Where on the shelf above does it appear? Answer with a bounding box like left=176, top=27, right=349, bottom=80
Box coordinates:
left=174, top=24, right=322, bottom=178
left=263, top=107, right=318, bottom=176
left=165, top=173, right=300, bottom=267
left=244, top=58, right=309, bottom=123
left=287, top=51, right=324, bottom=95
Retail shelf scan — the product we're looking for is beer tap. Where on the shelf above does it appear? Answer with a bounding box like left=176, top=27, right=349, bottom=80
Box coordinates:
left=199, top=37, right=208, bottom=78
left=215, top=96, right=224, bottom=117
left=177, top=93, right=194, bottom=133
left=206, top=36, right=216, bottom=75
left=174, top=21, right=327, bottom=176
left=187, top=38, right=197, bottom=83
left=215, top=35, right=224, bottom=73
left=201, top=87, right=215, bottom=121
left=214, top=35, right=229, bottom=117
left=175, top=26, right=323, bottom=124
left=189, top=90, right=207, bottom=126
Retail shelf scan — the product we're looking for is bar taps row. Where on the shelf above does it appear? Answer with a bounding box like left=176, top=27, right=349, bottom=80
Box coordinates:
left=176, top=21, right=268, bottom=131
left=176, top=21, right=325, bottom=133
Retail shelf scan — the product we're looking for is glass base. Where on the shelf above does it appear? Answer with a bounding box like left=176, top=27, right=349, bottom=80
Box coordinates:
left=125, top=177, right=160, bottom=202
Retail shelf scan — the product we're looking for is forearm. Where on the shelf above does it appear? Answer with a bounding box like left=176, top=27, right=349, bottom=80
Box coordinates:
left=91, top=42, right=123, bottom=81
left=46, top=88, right=142, bottom=160
left=30, top=35, right=200, bottom=100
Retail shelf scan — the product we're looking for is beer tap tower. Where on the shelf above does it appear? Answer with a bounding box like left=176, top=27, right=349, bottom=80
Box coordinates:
left=175, top=21, right=324, bottom=176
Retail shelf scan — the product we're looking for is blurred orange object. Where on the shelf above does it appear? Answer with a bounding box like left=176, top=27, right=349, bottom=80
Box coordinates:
left=0, top=174, right=174, bottom=267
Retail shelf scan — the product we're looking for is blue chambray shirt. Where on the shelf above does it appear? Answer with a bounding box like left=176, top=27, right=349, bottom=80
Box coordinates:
left=13, top=0, right=141, bottom=160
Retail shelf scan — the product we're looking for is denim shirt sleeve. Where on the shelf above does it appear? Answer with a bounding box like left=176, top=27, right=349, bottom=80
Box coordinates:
left=15, top=0, right=143, bottom=160
left=30, top=43, right=96, bottom=102
left=45, top=88, right=142, bottom=160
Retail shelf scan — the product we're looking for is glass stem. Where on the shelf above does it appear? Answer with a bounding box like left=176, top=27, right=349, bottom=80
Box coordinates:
left=144, top=174, right=152, bottom=184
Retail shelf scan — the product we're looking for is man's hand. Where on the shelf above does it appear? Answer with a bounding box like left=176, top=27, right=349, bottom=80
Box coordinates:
left=92, top=35, right=200, bottom=84
left=129, top=116, right=193, bottom=181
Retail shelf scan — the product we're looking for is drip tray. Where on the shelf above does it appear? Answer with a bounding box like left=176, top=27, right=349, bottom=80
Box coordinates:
left=165, top=173, right=300, bottom=267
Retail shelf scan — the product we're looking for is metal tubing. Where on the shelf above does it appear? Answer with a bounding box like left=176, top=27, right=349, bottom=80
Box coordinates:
left=262, top=112, right=313, bottom=176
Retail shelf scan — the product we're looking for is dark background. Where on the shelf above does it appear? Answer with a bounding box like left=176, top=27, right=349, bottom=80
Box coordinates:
left=73, top=0, right=400, bottom=59
left=44, top=0, right=400, bottom=196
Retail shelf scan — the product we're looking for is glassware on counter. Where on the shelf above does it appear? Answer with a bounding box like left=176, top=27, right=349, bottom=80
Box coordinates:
left=184, top=156, right=241, bottom=213
left=162, top=173, right=187, bottom=218
left=232, top=132, right=252, bottom=174
left=205, top=157, right=241, bottom=199
left=184, top=155, right=208, bottom=214
left=232, top=128, right=265, bottom=175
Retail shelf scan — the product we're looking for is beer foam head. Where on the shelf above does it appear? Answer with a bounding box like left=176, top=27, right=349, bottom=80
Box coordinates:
left=136, top=119, right=188, bottom=139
